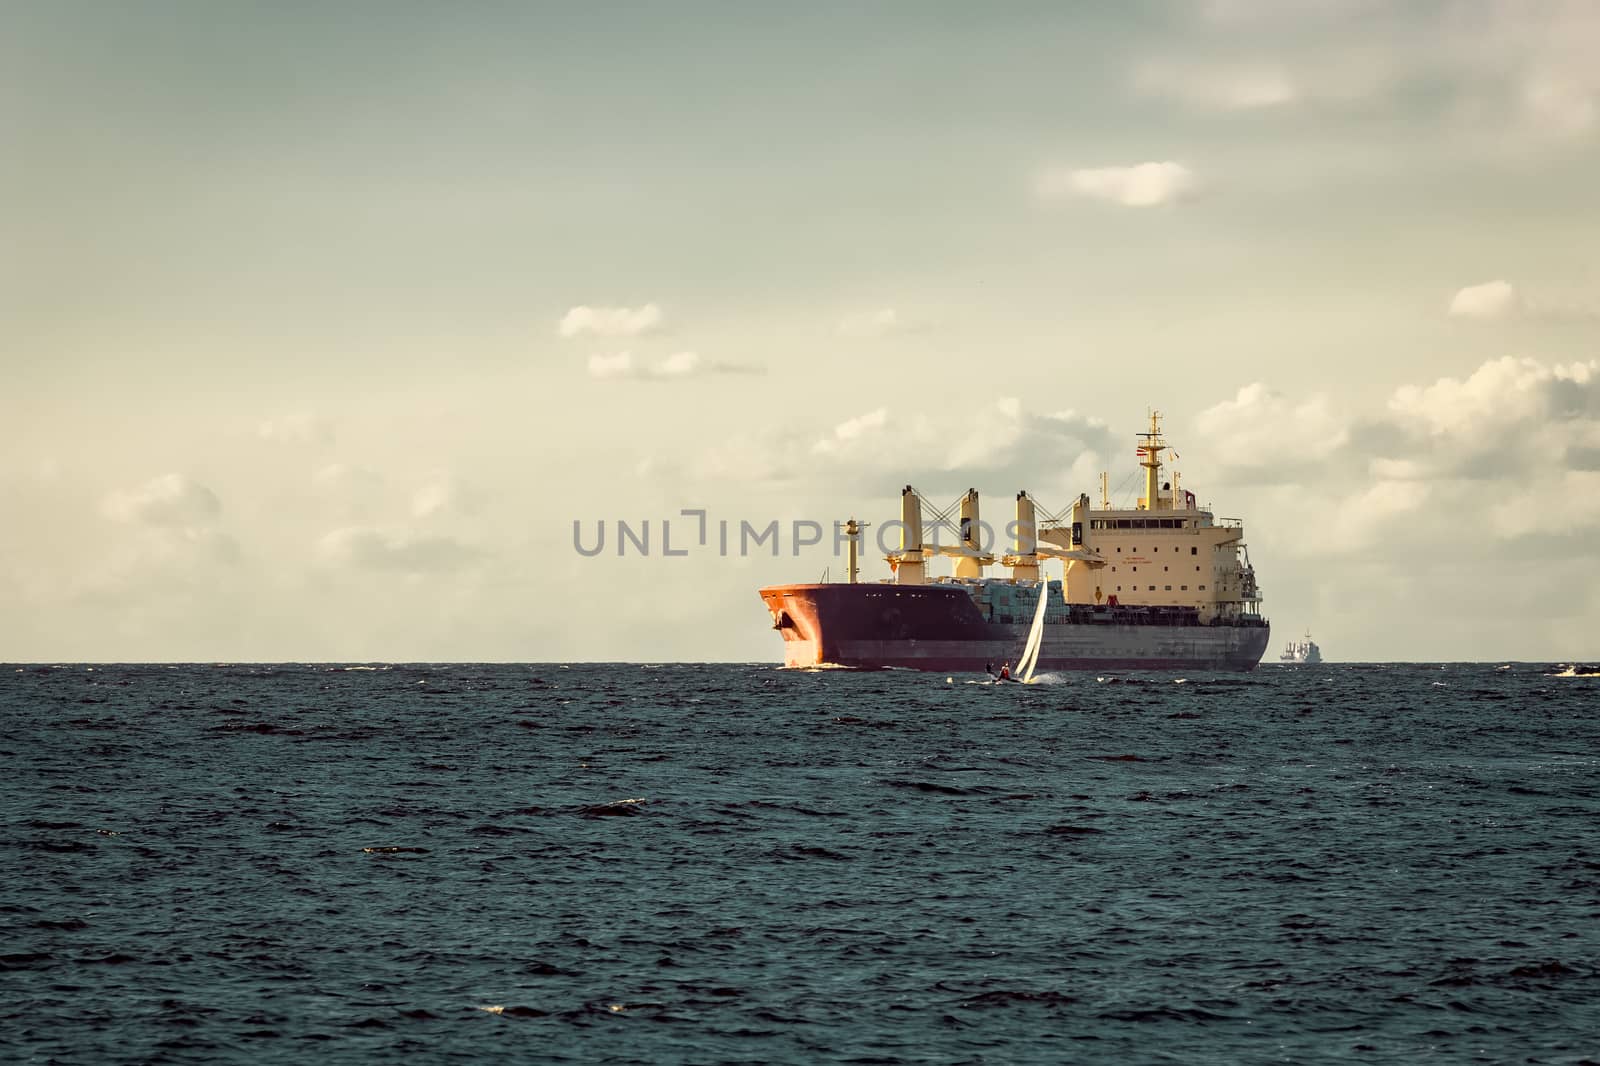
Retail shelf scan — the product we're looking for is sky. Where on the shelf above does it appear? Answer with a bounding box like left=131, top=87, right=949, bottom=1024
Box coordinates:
left=3, top=0, right=1599, bottom=662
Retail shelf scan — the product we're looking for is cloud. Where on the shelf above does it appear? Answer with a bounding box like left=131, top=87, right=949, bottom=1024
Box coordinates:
left=258, top=412, right=332, bottom=445
left=104, top=474, right=222, bottom=527
left=1185, top=356, right=1600, bottom=566
left=1388, top=356, right=1598, bottom=438
left=1195, top=384, right=1350, bottom=480
left=317, top=526, right=483, bottom=572
left=812, top=408, right=889, bottom=456
left=80, top=475, right=238, bottom=607
left=559, top=303, right=663, bottom=338
left=939, top=402, right=1115, bottom=492
left=1036, top=162, right=1197, bottom=207
left=1169, top=0, right=1600, bottom=145
left=66, top=526, right=242, bottom=607
left=1194, top=358, right=1600, bottom=493
left=1448, top=279, right=1600, bottom=321
left=656, top=350, right=704, bottom=377
left=1449, top=280, right=1518, bottom=319
left=674, top=399, right=1113, bottom=507
left=587, top=350, right=760, bottom=380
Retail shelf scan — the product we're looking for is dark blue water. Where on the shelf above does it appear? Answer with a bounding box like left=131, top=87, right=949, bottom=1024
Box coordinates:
left=3, top=663, right=1596, bottom=1063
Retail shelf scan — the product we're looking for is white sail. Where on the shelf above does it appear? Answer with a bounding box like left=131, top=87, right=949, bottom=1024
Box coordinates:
left=1017, top=573, right=1050, bottom=683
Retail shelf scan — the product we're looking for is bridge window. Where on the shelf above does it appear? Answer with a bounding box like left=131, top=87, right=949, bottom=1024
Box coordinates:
left=1191, top=546, right=1197, bottom=555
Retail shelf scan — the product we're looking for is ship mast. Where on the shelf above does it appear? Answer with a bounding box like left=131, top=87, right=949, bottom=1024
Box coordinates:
left=1138, top=410, right=1166, bottom=511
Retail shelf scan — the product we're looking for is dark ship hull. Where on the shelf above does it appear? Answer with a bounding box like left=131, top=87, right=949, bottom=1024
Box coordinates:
left=760, top=583, right=1270, bottom=672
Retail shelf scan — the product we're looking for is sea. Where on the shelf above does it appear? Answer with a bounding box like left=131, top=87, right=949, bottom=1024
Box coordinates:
left=2, top=662, right=1596, bottom=1064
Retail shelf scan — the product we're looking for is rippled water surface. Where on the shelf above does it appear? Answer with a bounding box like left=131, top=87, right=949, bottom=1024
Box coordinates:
left=3, top=663, right=1597, bottom=1063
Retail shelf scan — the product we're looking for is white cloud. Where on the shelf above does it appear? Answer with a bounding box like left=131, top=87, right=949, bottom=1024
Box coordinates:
left=1187, top=357, right=1600, bottom=563
left=1449, top=280, right=1518, bottom=319
left=66, top=526, right=242, bottom=606
left=82, top=475, right=239, bottom=608
left=104, top=474, right=221, bottom=527
left=1195, top=384, right=1349, bottom=477
left=813, top=408, right=889, bottom=455
left=588, top=350, right=759, bottom=380
left=318, top=526, right=483, bottom=572
left=258, top=412, right=332, bottom=445
left=679, top=400, right=1112, bottom=503
left=1448, top=280, right=1600, bottom=321
left=559, top=303, right=663, bottom=338
left=1037, top=162, right=1197, bottom=207
left=1190, top=358, right=1600, bottom=504
left=655, top=350, right=702, bottom=377
left=940, top=401, right=1112, bottom=492
left=1388, top=356, right=1597, bottom=437
left=1146, top=1, right=1600, bottom=148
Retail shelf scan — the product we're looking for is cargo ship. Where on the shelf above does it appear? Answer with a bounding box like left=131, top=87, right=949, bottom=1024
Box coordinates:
left=1279, top=631, right=1323, bottom=664
left=759, top=413, right=1270, bottom=672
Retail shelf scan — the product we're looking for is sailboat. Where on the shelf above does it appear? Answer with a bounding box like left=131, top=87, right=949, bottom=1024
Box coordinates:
left=1010, top=569, right=1052, bottom=684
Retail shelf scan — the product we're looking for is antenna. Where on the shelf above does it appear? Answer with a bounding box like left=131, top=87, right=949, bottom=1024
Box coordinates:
left=1137, top=409, right=1166, bottom=511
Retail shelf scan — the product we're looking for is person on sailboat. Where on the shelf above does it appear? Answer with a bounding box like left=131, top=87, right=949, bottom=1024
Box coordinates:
left=998, top=662, right=1011, bottom=681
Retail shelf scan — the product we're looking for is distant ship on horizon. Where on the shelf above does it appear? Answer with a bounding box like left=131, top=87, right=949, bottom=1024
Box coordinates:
left=1279, top=630, right=1323, bottom=664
